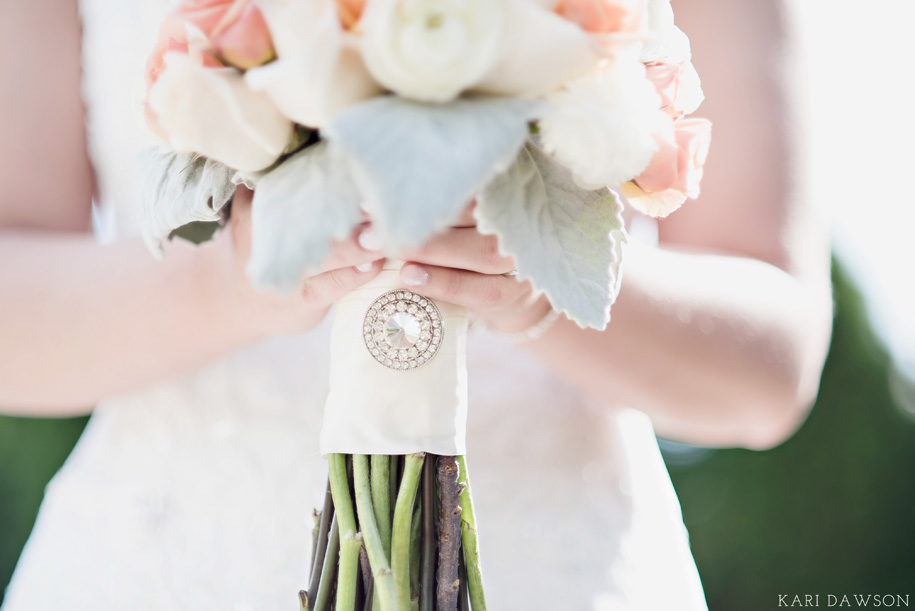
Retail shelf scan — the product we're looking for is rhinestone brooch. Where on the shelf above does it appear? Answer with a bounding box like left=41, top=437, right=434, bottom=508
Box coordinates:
left=363, top=290, right=443, bottom=371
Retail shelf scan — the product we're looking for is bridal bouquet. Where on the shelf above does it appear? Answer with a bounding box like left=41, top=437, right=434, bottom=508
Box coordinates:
left=139, top=0, right=710, bottom=608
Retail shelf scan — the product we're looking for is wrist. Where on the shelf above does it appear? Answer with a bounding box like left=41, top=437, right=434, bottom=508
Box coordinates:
left=485, top=294, right=559, bottom=342
left=182, top=231, right=270, bottom=343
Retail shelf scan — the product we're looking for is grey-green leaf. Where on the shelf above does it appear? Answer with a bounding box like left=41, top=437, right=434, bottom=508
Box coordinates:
left=324, top=96, right=544, bottom=254
left=247, top=141, right=363, bottom=293
left=476, top=143, right=627, bottom=330
left=139, top=147, right=236, bottom=256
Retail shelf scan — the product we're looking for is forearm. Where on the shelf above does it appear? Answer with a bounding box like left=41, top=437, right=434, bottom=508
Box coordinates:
left=0, top=231, right=261, bottom=415
left=527, top=239, right=833, bottom=450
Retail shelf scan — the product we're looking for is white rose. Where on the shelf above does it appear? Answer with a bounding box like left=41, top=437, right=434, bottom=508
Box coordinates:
left=360, top=0, right=507, bottom=103
left=246, top=0, right=382, bottom=128
left=539, top=52, right=670, bottom=189
left=641, top=0, right=691, bottom=64
left=474, top=0, right=604, bottom=97
left=149, top=53, right=292, bottom=172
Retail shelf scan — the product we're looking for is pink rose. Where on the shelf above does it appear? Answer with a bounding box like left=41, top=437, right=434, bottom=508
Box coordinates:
left=623, top=117, right=712, bottom=218
left=555, top=0, right=642, bottom=34
left=645, top=60, right=704, bottom=119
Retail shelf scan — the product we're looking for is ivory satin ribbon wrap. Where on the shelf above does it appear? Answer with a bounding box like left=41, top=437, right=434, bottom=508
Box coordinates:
left=321, top=260, right=470, bottom=456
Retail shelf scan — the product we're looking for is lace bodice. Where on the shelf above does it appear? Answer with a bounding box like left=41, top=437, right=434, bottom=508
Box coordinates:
left=2, top=1, right=706, bottom=609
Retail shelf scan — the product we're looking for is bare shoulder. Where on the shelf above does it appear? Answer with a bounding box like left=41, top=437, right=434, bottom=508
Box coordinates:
left=658, top=0, right=827, bottom=284
left=0, top=0, right=93, bottom=231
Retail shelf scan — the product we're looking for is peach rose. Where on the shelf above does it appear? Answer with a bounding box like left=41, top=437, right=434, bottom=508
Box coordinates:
left=622, top=117, right=711, bottom=217
left=144, top=12, right=225, bottom=139
left=645, top=60, right=704, bottom=119
left=336, top=0, right=367, bottom=30
left=165, top=0, right=275, bottom=71
left=555, top=0, right=642, bottom=34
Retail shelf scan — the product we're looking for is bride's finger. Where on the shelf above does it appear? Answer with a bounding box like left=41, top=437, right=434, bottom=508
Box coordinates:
left=399, top=228, right=514, bottom=275
left=313, top=224, right=385, bottom=275
left=303, top=258, right=384, bottom=305
left=398, top=263, right=528, bottom=313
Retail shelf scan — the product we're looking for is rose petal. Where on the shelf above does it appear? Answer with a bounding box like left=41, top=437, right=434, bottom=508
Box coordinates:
left=149, top=53, right=292, bottom=171
left=247, top=1, right=381, bottom=127
left=476, top=0, right=604, bottom=97
left=621, top=180, right=687, bottom=218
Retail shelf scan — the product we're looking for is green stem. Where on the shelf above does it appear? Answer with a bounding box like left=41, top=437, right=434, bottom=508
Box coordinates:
left=313, top=516, right=340, bottom=611
left=457, top=552, right=469, bottom=611
left=389, top=455, right=401, bottom=520
left=456, top=457, right=486, bottom=611
left=329, top=454, right=361, bottom=611
left=392, top=452, right=426, bottom=611
left=340, top=529, right=364, bottom=611
left=420, top=456, right=436, bottom=611
left=363, top=581, right=375, bottom=611
left=371, top=455, right=393, bottom=561
left=308, top=482, right=336, bottom=600
left=353, top=455, right=398, bottom=611
left=409, top=503, right=422, bottom=608
left=311, top=509, right=321, bottom=566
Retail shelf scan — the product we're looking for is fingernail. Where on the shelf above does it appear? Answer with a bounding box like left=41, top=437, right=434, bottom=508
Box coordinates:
left=358, top=226, right=383, bottom=252
left=355, top=261, right=374, bottom=273
left=401, top=263, right=429, bottom=287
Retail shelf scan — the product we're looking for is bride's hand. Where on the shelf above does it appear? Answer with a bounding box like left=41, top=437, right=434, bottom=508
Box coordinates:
left=395, top=203, right=552, bottom=334
left=214, top=186, right=384, bottom=336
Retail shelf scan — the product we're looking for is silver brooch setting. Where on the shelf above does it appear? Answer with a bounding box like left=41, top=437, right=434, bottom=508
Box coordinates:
left=363, top=290, right=443, bottom=371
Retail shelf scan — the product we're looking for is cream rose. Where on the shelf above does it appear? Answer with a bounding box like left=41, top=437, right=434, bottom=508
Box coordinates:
left=360, top=0, right=507, bottom=103
left=474, top=0, right=604, bottom=97
left=539, top=52, right=669, bottom=189
left=641, top=0, right=691, bottom=64
left=246, top=1, right=381, bottom=128
left=148, top=52, right=292, bottom=171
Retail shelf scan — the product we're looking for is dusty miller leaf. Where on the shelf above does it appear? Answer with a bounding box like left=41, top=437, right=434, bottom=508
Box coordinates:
left=169, top=220, right=223, bottom=245
left=247, top=141, right=362, bottom=293
left=139, top=147, right=236, bottom=256
left=476, top=143, right=627, bottom=330
left=324, top=95, right=544, bottom=254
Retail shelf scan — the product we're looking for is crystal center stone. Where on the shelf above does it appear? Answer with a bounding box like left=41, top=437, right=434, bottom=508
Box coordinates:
left=383, top=312, right=421, bottom=349
left=364, top=290, right=442, bottom=371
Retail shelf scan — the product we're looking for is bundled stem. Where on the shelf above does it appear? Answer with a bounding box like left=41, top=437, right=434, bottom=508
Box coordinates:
left=420, top=457, right=436, bottom=611
left=456, top=457, right=486, bottom=611
left=353, top=455, right=398, bottom=611
left=371, top=455, right=393, bottom=560
left=359, top=545, right=374, bottom=606
left=392, top=453, right=426, bottom=611
left=458, top=553, right=469, bottom=611
left=435, top=456, right=462, bottom=611
left=312, top=516, right=340, bottom=611
left=308, top=483, right=336, bottom=600
left=310, top=453, right=486, bottom=611
left=329, top=454, right=362, bottom=611
left=409, top=503, right=422, bottom=607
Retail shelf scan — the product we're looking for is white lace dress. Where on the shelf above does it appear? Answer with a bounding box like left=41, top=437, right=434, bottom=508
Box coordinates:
left=2, top=1, right=707, bottom=609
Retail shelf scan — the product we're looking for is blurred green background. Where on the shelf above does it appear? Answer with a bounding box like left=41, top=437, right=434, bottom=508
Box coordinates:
left=1, top=261, right=913, bottom=608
